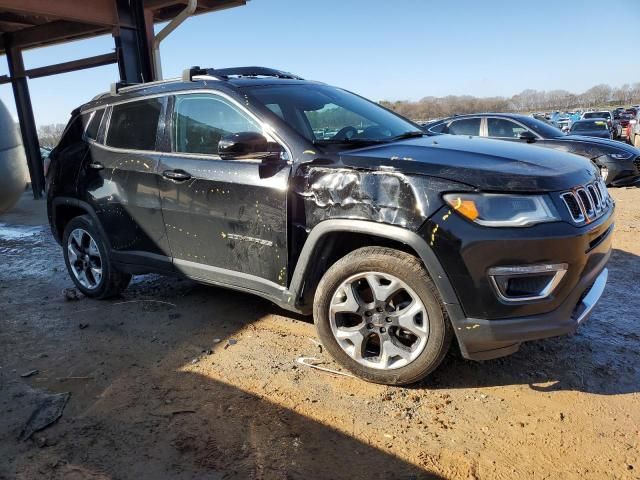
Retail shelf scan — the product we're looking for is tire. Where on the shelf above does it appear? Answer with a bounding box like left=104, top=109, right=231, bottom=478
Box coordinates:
left=313, top=247, right=452, bottom=385
left=62, top=215, right=131, bottom=299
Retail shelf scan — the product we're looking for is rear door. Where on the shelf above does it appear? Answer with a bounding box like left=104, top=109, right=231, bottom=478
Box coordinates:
left=81, top=97, right=172, bottom=270
left=158, top=92, right=290, bottom=288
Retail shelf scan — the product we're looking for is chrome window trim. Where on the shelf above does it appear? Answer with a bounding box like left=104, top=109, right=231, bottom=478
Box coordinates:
left=96, top=88, right=293, bottom=164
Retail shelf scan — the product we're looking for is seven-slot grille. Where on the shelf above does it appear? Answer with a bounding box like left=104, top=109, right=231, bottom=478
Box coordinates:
left=560, top=179, right=610, bottom=224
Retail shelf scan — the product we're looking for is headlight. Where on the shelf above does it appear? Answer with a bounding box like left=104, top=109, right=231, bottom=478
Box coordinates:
left=443, top=193, right=560, bottom=227
left=610, top=152, right=632, bottom=160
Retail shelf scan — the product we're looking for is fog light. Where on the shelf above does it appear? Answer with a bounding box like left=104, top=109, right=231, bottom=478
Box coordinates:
left=487, top=263, right=568, bottom=302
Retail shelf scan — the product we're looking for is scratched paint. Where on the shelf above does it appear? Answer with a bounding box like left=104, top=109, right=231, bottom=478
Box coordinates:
left=295, top=166, right=471, bottom=230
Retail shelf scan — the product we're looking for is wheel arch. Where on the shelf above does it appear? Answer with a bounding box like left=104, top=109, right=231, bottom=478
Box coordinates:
left=288, top=220, right=460, bottom=312
left=50, top=197, right=109, bottom=248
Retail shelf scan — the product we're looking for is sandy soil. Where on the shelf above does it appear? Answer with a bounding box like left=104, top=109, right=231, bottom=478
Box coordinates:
left=1, top=188, right=639, bottom=480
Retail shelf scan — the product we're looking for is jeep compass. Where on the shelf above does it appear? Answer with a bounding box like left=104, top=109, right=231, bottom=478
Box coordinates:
left=46, top=67, right=613, bottom=385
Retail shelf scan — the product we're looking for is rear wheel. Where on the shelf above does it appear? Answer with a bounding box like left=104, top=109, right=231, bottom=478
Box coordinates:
left=313, top=247, right=452, bottom=385
left=63, top=215, right=131, bottom=299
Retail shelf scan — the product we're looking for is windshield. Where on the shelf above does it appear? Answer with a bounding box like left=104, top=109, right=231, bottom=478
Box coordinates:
left=521, top=116, right=565, bottom=138
left=243, top=84, right=422, bottom=144
left=571, top=120, right=608, bottom=131
left=584, top=111, right=611, bottom=120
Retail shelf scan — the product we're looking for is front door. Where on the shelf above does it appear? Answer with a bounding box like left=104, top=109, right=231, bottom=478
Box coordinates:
left=158, top=92, right=290, bottom=288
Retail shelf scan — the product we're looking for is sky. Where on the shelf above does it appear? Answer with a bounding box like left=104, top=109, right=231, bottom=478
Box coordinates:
left=0, top=0, right=638, bottom=126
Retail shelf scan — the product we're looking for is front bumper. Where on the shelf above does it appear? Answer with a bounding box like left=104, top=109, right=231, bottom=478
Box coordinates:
left=420, top=202, right=614, bottom=361
left=452, top=264, right=608, bottom=360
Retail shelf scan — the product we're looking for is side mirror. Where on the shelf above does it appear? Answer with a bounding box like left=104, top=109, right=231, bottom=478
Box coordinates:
left=218, top=132, right=283, bottom=161
left=519, top=131, right=537, bottom=143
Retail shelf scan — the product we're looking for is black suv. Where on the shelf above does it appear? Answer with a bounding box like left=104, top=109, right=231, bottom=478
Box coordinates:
left=46, top=67, right=613, bottom=385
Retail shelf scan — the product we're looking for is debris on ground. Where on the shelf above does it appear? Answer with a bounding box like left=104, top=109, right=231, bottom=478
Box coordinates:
left=62, top=288, right=80, bottom=301
left=20, top=369, right=39, bottom=378
left=19, top=391, right=70, bottom=441
left=296, top=356, right=355, bottom=378
left=224, top=338, right=238, bottom=349
left=78, top=323, right=89, bottom=330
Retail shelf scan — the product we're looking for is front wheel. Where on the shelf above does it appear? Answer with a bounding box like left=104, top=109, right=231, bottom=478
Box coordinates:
left=313, top=247, right=452, bottom=385
left=63, top=215, right=131, bottom=299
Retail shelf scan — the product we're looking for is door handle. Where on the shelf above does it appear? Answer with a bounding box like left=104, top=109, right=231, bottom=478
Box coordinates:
left=88, top=162, right=104, bottom=170
left=162, top=169, right=192, bottom=181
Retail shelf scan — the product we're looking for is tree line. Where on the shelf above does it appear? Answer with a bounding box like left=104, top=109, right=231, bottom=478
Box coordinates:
left=380, top=83, right=640, bottom=121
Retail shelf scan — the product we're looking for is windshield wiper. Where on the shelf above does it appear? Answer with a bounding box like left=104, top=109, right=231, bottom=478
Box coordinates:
left=313, top=138, right=387, bottom=145
left=388, top=131, right=427, bottom=141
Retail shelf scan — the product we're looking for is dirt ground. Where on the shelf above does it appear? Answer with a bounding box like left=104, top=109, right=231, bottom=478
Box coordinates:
left=1, top=188, right=639, bottom=480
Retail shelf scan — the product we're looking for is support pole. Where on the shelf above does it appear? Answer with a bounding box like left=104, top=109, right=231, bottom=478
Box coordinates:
left=5, top=39, right=43, bottom=199
left=114, top=0, right=154, bottom=83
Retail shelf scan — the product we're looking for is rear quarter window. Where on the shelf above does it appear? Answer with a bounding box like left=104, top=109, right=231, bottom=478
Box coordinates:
left=85, top=109, right=105, bottom=141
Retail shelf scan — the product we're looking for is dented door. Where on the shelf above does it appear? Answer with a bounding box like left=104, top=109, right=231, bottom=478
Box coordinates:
left=158, top=92, right=289, bottom=286
left=158, top=156, right=290, bottom=286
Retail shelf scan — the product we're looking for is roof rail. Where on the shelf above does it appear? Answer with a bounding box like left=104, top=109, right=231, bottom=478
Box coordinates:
left=110, top=81, right=140, bottom=95
left=182, top=65, right=303, bottom=82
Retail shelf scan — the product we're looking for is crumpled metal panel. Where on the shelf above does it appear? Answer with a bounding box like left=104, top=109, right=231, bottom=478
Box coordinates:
left=295, top=165, right=472, bottom=231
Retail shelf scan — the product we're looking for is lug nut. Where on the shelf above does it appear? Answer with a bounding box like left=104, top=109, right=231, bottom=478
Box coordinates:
left=385, top=317, right=392, bottom=323
left=366, top=323, right=374, bottom=329
left=376, top=307, right=383, bottom=312
left=380, top=327, right=386, bottom=333
left=365, top=311, right=372, bottom=317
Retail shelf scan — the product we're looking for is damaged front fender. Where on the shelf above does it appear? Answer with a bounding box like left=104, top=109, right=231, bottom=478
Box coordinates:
left=294, top=165, right=472, bottom=230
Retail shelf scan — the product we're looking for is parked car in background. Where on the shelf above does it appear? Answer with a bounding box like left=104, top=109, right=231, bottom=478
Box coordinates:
left=568, top=119, right=613, bottom=139
left=582, top=111, right=621, bottom=139
left=629, top=112, right=640, bottom=148
left=424, top=113, right=640, bottom=186
left=617, top=113, right=633, bottom=139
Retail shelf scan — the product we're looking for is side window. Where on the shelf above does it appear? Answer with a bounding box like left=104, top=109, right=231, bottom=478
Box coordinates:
left=55, top=115, right=84, bottom=151
left=266, top=103, right=285, bottom=119
left=487, top=118, right=527, bottom=138
left=106, top=98, right=163, bottom=150
left=428, top=122, right=448, bottom=134
left=85, top=109, right=105, bottom=141
left=448, top=118, right=481, bottom=136
left=173, top=94, right=261, bottom=155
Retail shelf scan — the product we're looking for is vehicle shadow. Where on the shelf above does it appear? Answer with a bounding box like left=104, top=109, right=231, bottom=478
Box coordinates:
left=417, top=248, right=640, bottom=396
left=1, top=265, right=445, bottom=479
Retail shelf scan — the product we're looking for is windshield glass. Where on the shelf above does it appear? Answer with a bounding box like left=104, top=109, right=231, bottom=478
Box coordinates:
left=243, top=84, right=422, bottom=144
left=571, top=120, right=608, bottom=131
left=584, top=111, right=611, bottom=120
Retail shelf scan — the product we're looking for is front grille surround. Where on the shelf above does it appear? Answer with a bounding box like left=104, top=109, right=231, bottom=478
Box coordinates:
left=560, top=179, right=611, bottom=224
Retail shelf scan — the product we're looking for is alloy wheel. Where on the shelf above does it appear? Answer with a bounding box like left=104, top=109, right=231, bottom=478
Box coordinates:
left=329, top=272, right=429, bottom=370
left=67, top=228, right=103, bottom=290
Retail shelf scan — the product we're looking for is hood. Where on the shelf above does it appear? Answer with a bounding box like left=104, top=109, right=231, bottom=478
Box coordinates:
left=567, top=131, right=611, bottom=139
left=338, top=135, right=597, bottom=192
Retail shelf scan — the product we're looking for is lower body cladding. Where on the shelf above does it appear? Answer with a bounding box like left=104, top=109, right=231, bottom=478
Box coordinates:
left=421, top=205, right=615, bottom=361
